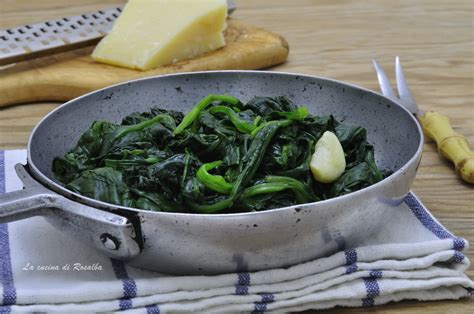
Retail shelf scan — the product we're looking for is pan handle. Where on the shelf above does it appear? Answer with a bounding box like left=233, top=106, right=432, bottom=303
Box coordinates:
left=0, top=186, right=51, bottom=221
left=0, top=164, right=141, bottom=260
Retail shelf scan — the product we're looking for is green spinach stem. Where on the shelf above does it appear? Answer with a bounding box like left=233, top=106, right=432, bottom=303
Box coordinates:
left=173, top=94, right=239, bottom=136
left=196, top=160, right=233, bottom=194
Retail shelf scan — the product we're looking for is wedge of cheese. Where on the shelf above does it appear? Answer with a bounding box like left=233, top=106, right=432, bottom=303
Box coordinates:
left=92, top=0, right=227, bottom=70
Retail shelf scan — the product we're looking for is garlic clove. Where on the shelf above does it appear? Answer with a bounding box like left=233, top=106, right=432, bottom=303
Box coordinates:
left=310, top=131, right=346, bottom=183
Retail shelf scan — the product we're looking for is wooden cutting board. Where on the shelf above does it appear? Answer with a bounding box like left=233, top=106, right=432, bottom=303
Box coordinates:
left=0, top=19, right=289, bottom=107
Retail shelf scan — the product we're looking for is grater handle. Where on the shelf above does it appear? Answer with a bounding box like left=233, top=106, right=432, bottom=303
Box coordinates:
left=0, top=7, right=123, bottom=67
left=0, top=38, right=101, bottom=66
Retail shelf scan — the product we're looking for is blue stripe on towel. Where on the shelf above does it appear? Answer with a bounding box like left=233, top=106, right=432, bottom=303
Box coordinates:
left=235, top=285, right=249, bottom=295
left=453, top=237, right=465, bottom=251
left=237, top=272, right=250, bottom=285
left=344, top=249, right=358, bottom=274
left=252, top=293, right=274, bottom=314
left=260, top=293, right=274, bottom=303
left=361, top=270, right=382, bottom=307
left=369, top=269, right=383, bottom=279
left=0, top=151, right=17, bottom=311
left=362, top=277, right=380, bottom=307
left=361, top=296, right=375, bottom=307
left=404, top=192, right=453, bottom=239
left=0, top=151, right=4, bottom=198
left=345, top=264, right=358, bottom=274
left=119, top=299, right=132, bottom=310
left=0, top=225, right=16, bottom=310
left=145, top=304, right=160, bottom=314
left=344, top=249, right=357, bottom=265
left=252, top=302, right=268, bottom=314
left=404, top=193, right=467, bottom=252
left=453, top=251, right=465, bottom=263
left=110, top=258, right=137, bottom=310
left=235, top=272, right=251, bottom=295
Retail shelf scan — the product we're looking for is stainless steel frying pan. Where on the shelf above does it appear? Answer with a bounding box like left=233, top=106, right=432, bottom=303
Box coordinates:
left=0, top=71, right=423, bottom=275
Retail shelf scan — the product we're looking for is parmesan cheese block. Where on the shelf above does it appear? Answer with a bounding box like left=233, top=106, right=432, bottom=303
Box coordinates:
left=92, top=0, right=228, bottom=70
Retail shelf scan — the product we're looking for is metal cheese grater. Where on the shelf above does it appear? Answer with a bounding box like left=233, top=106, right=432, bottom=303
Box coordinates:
left=0, top=1, right=236, bottom=66
left=0, top=7, right=122, bottom=66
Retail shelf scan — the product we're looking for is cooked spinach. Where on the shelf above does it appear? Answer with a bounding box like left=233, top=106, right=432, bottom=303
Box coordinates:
left=52, top=95, right=389, bottom=213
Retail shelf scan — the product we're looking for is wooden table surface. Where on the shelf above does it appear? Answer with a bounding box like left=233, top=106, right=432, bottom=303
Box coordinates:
left=1, top=0, right=472, bottom=312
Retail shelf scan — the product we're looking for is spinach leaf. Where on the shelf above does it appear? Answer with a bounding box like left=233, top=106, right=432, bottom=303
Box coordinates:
left=66, top=167, right=128, bottom=205
left=53, top=94, right=388, bottom=214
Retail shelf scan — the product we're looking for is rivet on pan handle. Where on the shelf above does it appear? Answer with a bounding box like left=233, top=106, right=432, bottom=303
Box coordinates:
left=0, top=164, right=141, bottom=260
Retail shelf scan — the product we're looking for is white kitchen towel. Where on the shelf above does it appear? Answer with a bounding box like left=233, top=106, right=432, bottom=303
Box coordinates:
left=0, top=149, right=472, bottom=313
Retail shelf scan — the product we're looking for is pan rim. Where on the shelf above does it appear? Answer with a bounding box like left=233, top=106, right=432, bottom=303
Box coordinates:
left=27, top=70, right=424, bottom=218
